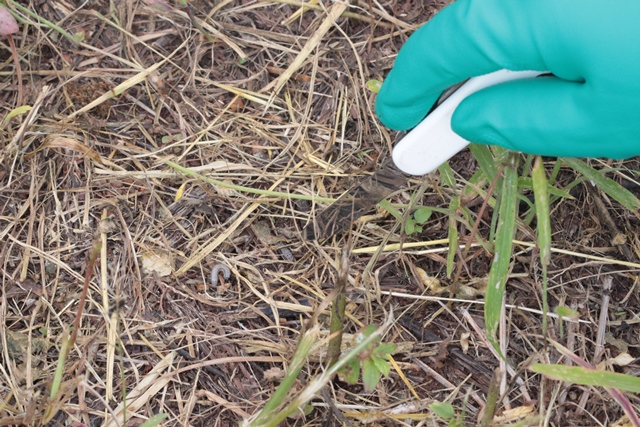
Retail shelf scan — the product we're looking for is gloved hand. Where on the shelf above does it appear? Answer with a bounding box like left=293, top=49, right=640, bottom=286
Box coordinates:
left=375, top=0, right=640, bottom=159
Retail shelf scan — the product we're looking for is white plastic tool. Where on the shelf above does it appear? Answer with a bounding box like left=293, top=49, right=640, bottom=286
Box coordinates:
left=392, top=69, right=545, bottom=176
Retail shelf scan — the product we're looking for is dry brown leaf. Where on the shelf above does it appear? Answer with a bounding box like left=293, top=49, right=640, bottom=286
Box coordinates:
left=460, top=332, right=470, bottom=354
left=596, top=352, right=636, bottom=370
left=612, top=415, right=634, bottom=427
left=263, top=367, right=285, bottom=382
left=415, top=267, right=447, bottom=293
left=493, top=404, right=535, bottom=423
left=29, top=136, right=104, bottom=163
left=140, top=251, right=173, bottom=277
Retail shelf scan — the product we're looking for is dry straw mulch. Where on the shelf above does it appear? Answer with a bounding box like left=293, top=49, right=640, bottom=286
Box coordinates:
left=1, top=1, right=639, bottom=426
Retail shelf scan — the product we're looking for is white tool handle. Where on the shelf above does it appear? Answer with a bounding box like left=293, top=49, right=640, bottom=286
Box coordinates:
left=392, top=69, right=545, bottom=176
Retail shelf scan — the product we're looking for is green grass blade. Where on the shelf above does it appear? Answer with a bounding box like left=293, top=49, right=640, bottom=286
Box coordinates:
left=548, top=158, right=563, bottom=185
left=530, top=364, right=640, bottom=393
left=469, top=143, right=497, bottom=179
left=485, top=153, right=519, bottom=354
left=462, top=169, right=488, bottom=198
left=517, top=177, right=574, bottom=200
left=251, top=326, right=319, bottom=426
left=378, top=199, right=403, bottom=222
left=531, top=157, right=551, bottom=266
left=438, top=161, right=456, bottom=188
left=8, top=1, right=79, bottom=45
left=563, top=158, right=640, bottom=211
left=447, top=195, right=460, bottom=278
left=532, top=157, right=551, bottom=335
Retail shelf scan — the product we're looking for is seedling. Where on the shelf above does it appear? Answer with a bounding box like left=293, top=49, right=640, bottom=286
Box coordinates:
left=338, top=324, right=396, bottom=392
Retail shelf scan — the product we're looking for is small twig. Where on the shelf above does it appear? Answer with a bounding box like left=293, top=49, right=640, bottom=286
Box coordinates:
left=70, top=239, right=102, bottom=347
left=593, top=277, right=612, bottom=366
left=587, top=185, right=636, bottom=262
left=6, top=35, right=22, bottom=107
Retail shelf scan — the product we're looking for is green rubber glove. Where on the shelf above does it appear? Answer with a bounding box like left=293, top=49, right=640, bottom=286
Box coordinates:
left=376, top=0, right=640, bottom=159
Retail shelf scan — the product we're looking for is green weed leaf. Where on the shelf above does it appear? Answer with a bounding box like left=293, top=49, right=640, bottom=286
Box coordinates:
left=485, top=154, right=519, bottom=354
left=339, top=357, right=361, bottom=384
left=2, top=105, right=32, bottom=126
left=414, top=207, right=432, bottom=224
left=360, top=324, right=378, bottom=339
left=429, top=401, right=455, bottom=419
left=362, top=358, right=382, bottom=392
left=371, top=354, right=391, bottom=377
left=438, top=162, right=456, bottom=187
left=366, top=79, right=382, bottom=93
left=373, top=343, right=395, bottom=357
left=139, top=413, right=168, bottom=427
left=518, top=177, right=574, bottom=200
left=532, top=157, right=551, bottom=266
left=405, top=218, right=416, bottom=235
left=555, top=305, right=580, bottom=321
left=469, top=143, right=497, bottom=179
left=530, top=364, right=640, bottom=393
left=563, top=158, right=640, bottom=211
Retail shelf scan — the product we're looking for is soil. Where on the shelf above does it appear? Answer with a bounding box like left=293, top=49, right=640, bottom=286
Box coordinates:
left=0, top=1, right=639, bottom=426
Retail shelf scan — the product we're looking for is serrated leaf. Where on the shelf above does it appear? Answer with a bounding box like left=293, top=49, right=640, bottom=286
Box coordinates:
left=339, top=357, right=360, bottom=384
left=414, top=207, right=432, bottom=224
left=360, top=324, right=378, bottom=340
left=362, top=358, right=381, bottom=392
left=373, top=343, right=396, bottom=357
left=366, top=79, right=382, bottom=93
left=563, top=158, right=640, bottom=211
left=370, top=354, right=391, bottom=377
left=530, top=364, right=640, bottom=393
left=429, top=401, right=455, bottom=419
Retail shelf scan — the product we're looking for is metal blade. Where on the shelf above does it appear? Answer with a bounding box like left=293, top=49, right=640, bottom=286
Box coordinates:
left=304, top=157, right=410, bottom=240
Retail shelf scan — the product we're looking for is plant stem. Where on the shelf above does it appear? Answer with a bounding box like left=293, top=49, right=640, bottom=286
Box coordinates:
left=248, top=319, right=392, bottom=427
left=250, top=325, right=320, bottom=426
left=532, top=157, right=551, bottom=337
left=327, top=248, right=348, bottom=367
left=480, top=369, right=502, bottom=427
